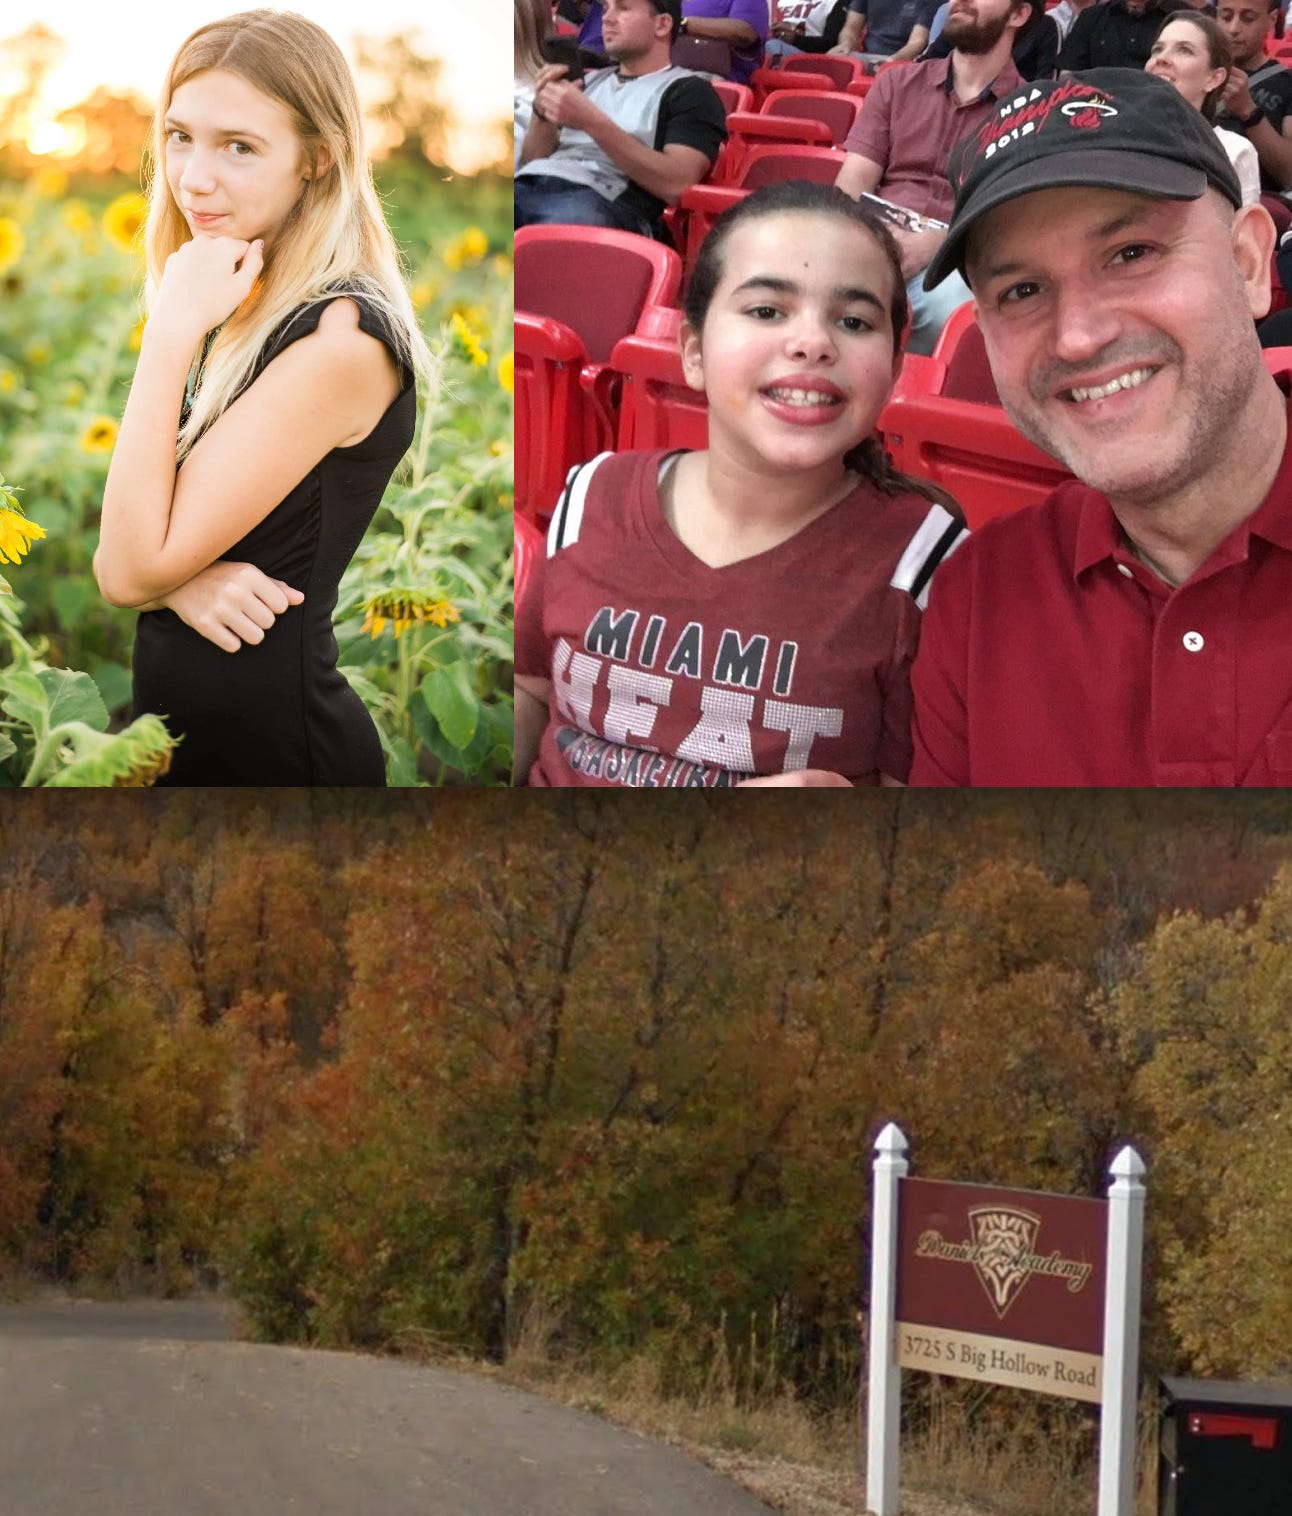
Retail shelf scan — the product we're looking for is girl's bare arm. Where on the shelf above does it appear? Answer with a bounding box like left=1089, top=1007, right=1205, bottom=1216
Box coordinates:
left=513, top=675, right=551, bottom=784
left=96, top=239, right=396, bottom=606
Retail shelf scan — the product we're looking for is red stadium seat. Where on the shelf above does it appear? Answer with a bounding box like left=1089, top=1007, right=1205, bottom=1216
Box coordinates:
left=607, top=331, right=710, bottom=453
left=878, top=320, right=1292, bottom=531
left=761, top=89, right=862, bottom=145
left=514, top=313, right=588, bottom=526
left=635, top=302, right=685, bottom=340
left=933, top=302, right=1000, bottom=404
left=514, top=509, right=544, bottom=608
left=776, top=52, right=865, bottom=89
left=751, top=68, right=841, bottom=107
left=877, top=305, right=1074, bottom=528
left=515, top=224, right=682, bottom=364
left=738, top=142, right=847, bottom=187
left=713, top=111, right=834, bottom=184
left=515, top=226, right=684, bottom=519
left=751, top=54, right=864, bottom=106
left=666, top=144, right=847, bottom=286
left=711, top=80, right=754, bottom=116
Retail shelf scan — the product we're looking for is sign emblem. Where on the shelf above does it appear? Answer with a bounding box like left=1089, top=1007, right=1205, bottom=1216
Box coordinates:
left=968, top=1205, right=1040, bottom=1317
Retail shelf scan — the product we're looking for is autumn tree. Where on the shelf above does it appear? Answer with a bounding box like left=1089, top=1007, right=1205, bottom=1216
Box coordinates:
left=1102, top=867, right=1292, bottom=1375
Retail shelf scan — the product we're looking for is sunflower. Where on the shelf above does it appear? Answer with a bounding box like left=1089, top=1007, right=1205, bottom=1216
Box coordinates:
left=128, top=318, right=146, bottom=353
left=61, top=202, right=94, bottom=236
left=33, top=166, right=68, bottom=199
left=80, top=417, right=119, bottom=454
left=0, top=371, right=16, bottom=395
left=102, top=192, right=148, bottom=253
left=411, top=273, right=443, bottom=312
left=448, top=312, right=488, bottom=368
left=498, top=352, right=514, bottom=394
left=443, top=225, right=488, bottom=272
left=360, top=589, right=461, bottom=639
left=0, top=218, right=25, bottom=277
left=45, top=715, right=179, bottom=788
left=0, top=506, right=46, bottom=566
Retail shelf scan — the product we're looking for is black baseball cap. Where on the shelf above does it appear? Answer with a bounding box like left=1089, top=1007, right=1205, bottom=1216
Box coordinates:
left=923, top=69, right=1244, bottom=290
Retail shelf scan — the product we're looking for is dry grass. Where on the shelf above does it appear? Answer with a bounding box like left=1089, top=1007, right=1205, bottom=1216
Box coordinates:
left=480, top=1303, right=1161, bottom=1516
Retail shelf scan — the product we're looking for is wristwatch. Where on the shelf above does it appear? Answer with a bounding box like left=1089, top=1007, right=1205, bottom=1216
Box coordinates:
left=1240, top=103, right=1265, bottom=131
left=679, top=15, right=689, bottom=32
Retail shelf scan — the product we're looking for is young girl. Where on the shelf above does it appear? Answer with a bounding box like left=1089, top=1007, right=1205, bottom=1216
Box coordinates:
left=514, top=180, right=965, bottom=788
left=94, top=9, right=431, bottom=786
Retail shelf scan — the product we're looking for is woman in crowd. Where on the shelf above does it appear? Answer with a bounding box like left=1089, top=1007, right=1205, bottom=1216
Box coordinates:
left=1147, top=13, right=1261, bottom=205
left=516, top=0, right=553, bottom=172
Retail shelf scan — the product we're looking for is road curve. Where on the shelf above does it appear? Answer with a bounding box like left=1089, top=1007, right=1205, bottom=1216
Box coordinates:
left=0, top=1300, right=775, bottom=1516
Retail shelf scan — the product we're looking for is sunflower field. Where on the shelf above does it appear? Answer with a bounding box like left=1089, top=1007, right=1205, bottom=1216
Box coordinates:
left=0, top=162, right=513, bottom=786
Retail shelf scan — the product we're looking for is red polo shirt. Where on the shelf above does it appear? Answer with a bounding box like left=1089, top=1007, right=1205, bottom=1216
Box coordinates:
left=842, top=54, right=1025, bottom=224
left=910, top=386, right=1292, bottom=786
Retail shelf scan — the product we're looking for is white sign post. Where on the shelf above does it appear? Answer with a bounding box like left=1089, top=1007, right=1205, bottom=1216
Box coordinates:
left=1096, top=1146, right=1146, bottom=1516
left=865, top=1121, right=908, bottom=1516
left=865, top=1129, right=1146, bottom=1516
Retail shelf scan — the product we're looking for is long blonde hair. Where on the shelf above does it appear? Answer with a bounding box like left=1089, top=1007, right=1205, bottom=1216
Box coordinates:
left=515, top=0, right=553, bottom=82
left=144, top=9, right=433, bottom=461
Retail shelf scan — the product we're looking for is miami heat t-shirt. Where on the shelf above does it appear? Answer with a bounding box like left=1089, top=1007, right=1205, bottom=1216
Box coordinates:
left=515, top=449, right=965, bottom=787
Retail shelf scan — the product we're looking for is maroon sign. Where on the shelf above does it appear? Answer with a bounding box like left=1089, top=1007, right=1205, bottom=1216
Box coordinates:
left=890, top=1176, right=1108, bottom=1401
left=897, top=1177, right=1106, bottom=1352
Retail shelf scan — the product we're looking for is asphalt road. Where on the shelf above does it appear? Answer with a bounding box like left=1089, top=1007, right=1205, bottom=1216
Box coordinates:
left=0, top=1300, right=775, bottom=1516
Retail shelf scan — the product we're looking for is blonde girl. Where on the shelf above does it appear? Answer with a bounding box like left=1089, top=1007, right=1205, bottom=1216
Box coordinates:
left=95, top=9, right=432, bottom=785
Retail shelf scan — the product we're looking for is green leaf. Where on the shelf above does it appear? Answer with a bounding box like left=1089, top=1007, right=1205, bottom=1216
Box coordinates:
left=414, top=702, right=507, bottom=781
left=51, top=575, right=95, bottom=632
left=421, top=662, right=478, bottom=751
left=39, top=668, right=110, bottom=733
left=338, top=666, right=387, bottom=709
left=336, top=632, right=391, bottom=668
left=0, top=671, right=50, bottom=734
left=89, top=661, right=133, bottom=716
left=380, top=732, right=420, bottom=788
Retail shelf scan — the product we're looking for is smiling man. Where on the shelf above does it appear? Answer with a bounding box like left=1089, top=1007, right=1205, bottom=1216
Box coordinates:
left=909, top=69, right=1290, bottom=786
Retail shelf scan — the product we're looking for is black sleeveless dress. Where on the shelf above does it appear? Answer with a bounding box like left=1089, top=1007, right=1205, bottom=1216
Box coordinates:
left=131, top=293, right=416, bottom=786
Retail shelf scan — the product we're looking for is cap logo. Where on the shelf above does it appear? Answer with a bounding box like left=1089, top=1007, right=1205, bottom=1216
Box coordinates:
left=970, top=79, right=1119, bottom=170
left=1060, top=100, right=1116, bottom=120
left=1061, top=100, right=1117, bottom=131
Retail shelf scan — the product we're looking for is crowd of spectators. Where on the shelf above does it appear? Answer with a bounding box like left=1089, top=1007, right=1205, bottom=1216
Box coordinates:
left=515, top=0, right=1292, bottom=787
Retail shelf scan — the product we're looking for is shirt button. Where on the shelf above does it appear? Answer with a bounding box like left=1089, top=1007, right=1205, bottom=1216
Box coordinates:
left=1182, top=631, right=1204, bottom=652
left=1117, top=563, right=1134, bottom=578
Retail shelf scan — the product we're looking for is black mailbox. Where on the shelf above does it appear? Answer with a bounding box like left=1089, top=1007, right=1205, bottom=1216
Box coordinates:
left=1160, top=1376, right=1292, bottom=1515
